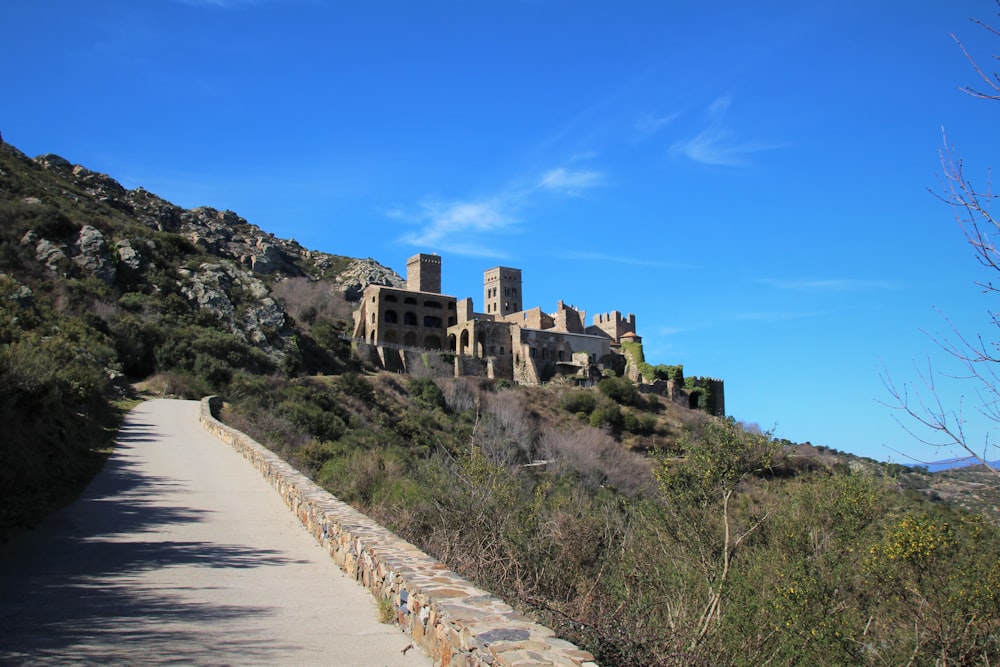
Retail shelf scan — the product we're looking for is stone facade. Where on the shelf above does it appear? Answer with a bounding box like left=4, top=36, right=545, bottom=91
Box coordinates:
left=353, top=284, right=458, bottom=350
left=407, top=253, right=442, bottom=294
left=200, top=397, right=597, bottom=667
left=483, top=266, right=522, bottom=317
left=353, top=254, right=642, bottom=385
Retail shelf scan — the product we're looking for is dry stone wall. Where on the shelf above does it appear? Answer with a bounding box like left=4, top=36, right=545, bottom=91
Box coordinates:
left=199, top=397, right=597, bottom=667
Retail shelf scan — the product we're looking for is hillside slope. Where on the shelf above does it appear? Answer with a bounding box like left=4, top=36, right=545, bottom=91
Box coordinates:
left=0, top=138, right=400, bottom=538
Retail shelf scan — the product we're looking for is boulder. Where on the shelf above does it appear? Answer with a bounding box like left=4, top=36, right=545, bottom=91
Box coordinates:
left=116, top=239, right=143, bottom=281
left=74, top=225, right=116, bottom=284
left=35, top=154, right=73, bottom=173
left=249, top=238, right=289, bottom=275
left=34, top=238, right=68, bottom=272
left=179, top=264, right=236, bottom=319
left=336, top=257, right=405, bottom=301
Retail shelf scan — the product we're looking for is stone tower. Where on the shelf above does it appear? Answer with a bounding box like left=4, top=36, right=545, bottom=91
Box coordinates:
left=483, top=266, right=522, bottom=317
left=406, top=253, right=442, bottom=294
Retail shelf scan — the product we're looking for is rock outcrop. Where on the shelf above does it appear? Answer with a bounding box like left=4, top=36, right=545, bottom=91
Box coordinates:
left=4, top=141, right=404, bottom=369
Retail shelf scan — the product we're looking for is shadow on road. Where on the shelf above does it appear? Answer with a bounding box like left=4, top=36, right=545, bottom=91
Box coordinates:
left=0, top=414, right=311, bottom=664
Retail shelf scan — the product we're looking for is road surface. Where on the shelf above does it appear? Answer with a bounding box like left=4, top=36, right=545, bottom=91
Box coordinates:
left=0, top=399, right=431, bottom=666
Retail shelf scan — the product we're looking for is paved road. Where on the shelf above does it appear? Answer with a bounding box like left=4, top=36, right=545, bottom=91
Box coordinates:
left=0, top=399, right=431, bottom=666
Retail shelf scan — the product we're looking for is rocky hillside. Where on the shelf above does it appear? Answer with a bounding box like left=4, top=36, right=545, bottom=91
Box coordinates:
left=1, top=140, right=402, bottom=372
left=0, top=137, right=401, bottom=538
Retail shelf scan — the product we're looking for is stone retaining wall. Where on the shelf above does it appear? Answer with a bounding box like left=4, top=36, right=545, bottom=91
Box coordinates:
left=199, top=397, right=597, bottom=667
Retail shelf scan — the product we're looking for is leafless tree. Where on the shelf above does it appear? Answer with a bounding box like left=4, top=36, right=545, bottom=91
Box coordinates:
left=883, top=4, right=1000, bottom=479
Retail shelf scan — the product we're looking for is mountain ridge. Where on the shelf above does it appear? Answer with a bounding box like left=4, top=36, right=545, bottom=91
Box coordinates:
left=0, top=139, right=407, bottom=370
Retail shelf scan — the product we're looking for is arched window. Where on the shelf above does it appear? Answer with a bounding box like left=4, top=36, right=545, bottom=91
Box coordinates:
left=424, top=315, right=442, bottom=328
left=404, top=332, right=417, bottom=347
left=404, top=297, right=417, bottom=305
left=424, top=301, right=443, bottom=309
left=404, top=312, right=417, bottom=326
left=385, top=295, right=399, bottom=303
left=384, top=310, right=398, bottom=323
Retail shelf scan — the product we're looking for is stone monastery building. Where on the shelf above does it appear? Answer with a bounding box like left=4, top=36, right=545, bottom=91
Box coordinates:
left=352, top=253, right=641, bottom=385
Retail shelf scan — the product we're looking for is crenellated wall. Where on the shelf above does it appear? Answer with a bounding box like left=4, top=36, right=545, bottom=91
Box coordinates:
left=199, top=397, right=597, bottom=667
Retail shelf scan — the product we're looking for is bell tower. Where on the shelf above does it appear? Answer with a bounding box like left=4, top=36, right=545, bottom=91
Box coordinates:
left=406, top=253, right=441, bottom=293
left=483, top=266, right=522, bottom=317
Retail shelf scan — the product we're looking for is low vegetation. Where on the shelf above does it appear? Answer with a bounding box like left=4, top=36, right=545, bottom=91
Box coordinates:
left=222, top=372, right=1000, bottom=666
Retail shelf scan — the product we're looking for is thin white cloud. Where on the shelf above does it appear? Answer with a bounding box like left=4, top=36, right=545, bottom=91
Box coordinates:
left=634, top=111, right=681, bottom=139
left=397, top=197, right=517, bottom=258
left=671, top=96, right=784, bottom=167
left=539, top=167, right=604, bottom=195
left=394, top=158, right=610, bottom=255
left=759, top=278, right=899, bottom=292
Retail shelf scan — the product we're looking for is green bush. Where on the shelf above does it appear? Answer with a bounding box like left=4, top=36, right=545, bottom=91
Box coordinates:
left=660, top=364, right=684, bottom=382
left=589, top=403, right=623, bottom=432
left=622, top=410, right=656, bottom=435
left=560, top=390, right=597, bottom=415
left=339, top=371, right=374, bottom=403
left=598, top=376, right=639, bottom=406
left=406, top=376, right=446, bottom=410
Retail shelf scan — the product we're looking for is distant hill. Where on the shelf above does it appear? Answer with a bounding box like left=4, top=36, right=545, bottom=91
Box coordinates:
left=915, top=456, right=1000, bottom=473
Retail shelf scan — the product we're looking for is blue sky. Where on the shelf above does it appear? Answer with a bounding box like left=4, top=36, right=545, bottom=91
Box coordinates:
left=3, top=1, right=999, bottom=463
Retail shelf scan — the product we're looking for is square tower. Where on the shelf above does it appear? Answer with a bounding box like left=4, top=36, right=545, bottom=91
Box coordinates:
left=483, top=266, right=522, bottom=317
left=406, top=253, right=442, bottom=294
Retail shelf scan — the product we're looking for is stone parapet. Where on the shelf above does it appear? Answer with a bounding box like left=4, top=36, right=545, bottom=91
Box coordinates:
left=199, top=397, right=597, bottom=667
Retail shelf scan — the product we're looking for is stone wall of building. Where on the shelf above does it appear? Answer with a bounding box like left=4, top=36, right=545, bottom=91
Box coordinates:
left=407, top=253, right=442, bottom=294
left=553, top=301, right=587, bottom=334
left=588, top=310, right=636, bottom=341
left=200, top=397, right=596, bottom=667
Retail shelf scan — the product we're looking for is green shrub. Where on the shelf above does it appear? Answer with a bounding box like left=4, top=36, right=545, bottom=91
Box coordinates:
left=293, top=439, right=340, bottom=474
left=622, top=410, right=656, bottom=435
left=598, top=376, right=639, bottom=406
left=30, top=206, right=78, bottom=239
left=339, top=371, right=374, bottom=403
left=560, top=390, right=597, bottom=415
left=589, top=403, right=623, bottom=432
left=659, top=364, right=684, bottom=382
left=406, top=376, right=446, bottom=410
